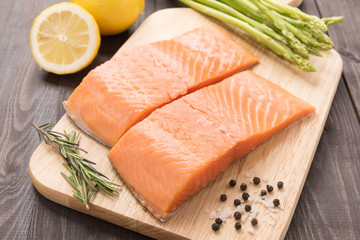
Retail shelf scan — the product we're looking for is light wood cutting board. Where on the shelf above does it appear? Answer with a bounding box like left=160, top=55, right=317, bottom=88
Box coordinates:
left=29, top=7, right=342, bottom=240
left=285, top=0, right=303, bottom=7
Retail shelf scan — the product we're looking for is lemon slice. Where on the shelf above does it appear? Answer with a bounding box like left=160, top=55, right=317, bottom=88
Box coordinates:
left=30, top=2, right=101, bottom=74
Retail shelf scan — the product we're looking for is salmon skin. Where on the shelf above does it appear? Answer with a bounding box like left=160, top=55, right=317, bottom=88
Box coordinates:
left=108, top=70, right=316, bottom=221
left=63, top=25, right=259, bottom=147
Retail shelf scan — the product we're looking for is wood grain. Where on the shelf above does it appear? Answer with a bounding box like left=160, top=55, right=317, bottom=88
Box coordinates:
left=315, top=0, right=360, bottom=117
left=284, top=1, right=360, bottom=239
left=1, top=0, right=359, bottom=240
left=0, top=0, right=63, bottom=239
left=286, top=78, right=360, bottom=240
left=29, top=8, right=342, bottom=240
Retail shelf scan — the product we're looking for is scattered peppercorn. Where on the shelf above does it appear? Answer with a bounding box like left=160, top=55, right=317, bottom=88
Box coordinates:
left=245, top=204, right=252, bottom=212
left=229, top=179, right=237, bottom=187
left=240, top=183, right=247, bottom=191
left=251, top=218, right=258, bottom=226
left=277, top=181, right=284, bottom=189
left=212, top=223, right=220, bottom=231
left=235, top=222, right=242, bottom=230
left=234, top=198, right=241, bottom=206
left=220, top=194, right=227, bottom=201
left=266, top=184, right=274, bottom=192
left=273, top=198, right=280, bottom=206
left=234, top=211, right=242, bottom=220
left=215, top=218, right=223, bottom=225
left=242, top=192, right=250, bottom=201
left=253, top=177, right=261, bottom=185
left=260, top=190, right=267, bottom=196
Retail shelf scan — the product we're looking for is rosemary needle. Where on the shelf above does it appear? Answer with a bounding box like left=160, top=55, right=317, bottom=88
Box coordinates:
left=32, top=123, right=121, bottom=209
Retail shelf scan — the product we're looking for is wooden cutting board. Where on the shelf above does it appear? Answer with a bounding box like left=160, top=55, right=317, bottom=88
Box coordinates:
left=286, top=0, right=303, bottom=7
left=29, top=7, right=342, bottom=240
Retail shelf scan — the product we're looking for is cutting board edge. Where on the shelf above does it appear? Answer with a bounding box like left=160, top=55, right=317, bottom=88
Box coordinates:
left=28, top=155, right=187, bottom=240
left=289, top=0, right=303, bottom=7
left=279, top=51, right=343, bottom=239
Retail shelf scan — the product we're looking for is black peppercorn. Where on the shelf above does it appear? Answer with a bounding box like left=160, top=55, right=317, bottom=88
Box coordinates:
left=240, top=183, right=247, bottom=191
left=234, top=211, right=242, bottom=220
left=212, top=223, right=220, bottom=231
left=245, top=204, right=251, bottom=212
left=266, top=184, right=274, bottom=192
left=234, top=198, right=241, bottom=206
left=277, top=181, right=284, bottom=189
left=235, top=222, right=242, bottom=230
left=273, top=198, right=280, bottom=206
left=220, top=194, right=227, bottom=201
left=251, top=218, right=258, bottom=226
left=253, top=177, right=261, bottom=185
left=215, top=218, right=222, bottom=225
left=229, top=179, right=237, bottom=187
left=242, top=192, right=250, bottom=201
left=260, top=190, right=267, bottom=196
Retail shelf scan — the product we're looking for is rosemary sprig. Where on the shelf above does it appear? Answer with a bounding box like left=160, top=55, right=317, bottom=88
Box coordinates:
left=32, top=123, right=121, bottom=209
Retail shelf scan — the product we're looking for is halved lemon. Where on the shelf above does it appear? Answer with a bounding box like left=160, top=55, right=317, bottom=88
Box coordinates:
left=30, top=2, right=101, bottom=74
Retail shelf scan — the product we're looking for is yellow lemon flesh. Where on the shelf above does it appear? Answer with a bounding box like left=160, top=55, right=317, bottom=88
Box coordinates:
left=30, top=2, right=101, bottom=74
left=71, top=0, right=145, bottom=36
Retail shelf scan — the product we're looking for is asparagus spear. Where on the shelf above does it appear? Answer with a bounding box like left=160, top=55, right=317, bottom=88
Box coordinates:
left=178, top=0, right=316, bottom=71
left=179, top=0, right=342, bottom=71
left=219, top=0, right=265, bottom=23
left=230, top=0, right=341, bottom=44
left=249, top=0, right=332, bottom=51
left=276, top=13, right=334, bottom=46
left=222, top=0, right=337, bottom=48
left=248, top=0, right=310, bottom=58
left=197, top=0, right=287, bottom=45
left=323, top=16, right=344, bottom=27
left=306, top=45, right=322, bottom=57
left=219, top=0, right=309, bottom=58
left=260, top=0, right=328, bottom=31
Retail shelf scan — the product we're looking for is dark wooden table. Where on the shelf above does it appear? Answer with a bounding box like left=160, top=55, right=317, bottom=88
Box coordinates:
left=1, top=0, right=359, bottom=239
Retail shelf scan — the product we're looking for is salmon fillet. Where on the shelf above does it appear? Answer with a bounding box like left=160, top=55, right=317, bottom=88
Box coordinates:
left=108, top=70, right=315, bottom=220
left=64, top=26, right=258, bottom=146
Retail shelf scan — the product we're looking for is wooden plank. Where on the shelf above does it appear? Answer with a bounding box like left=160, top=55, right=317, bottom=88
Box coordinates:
left=284, top=0, right=360, bottom=238
left=286, top=78, right=360, bottom=240
left=26, top=191, right=153, bottom=240
left=314, top=0, right=360, bottom=117
left=0, top=0, right=63, bottom=239
left=28, top=8, right=342, bottom=240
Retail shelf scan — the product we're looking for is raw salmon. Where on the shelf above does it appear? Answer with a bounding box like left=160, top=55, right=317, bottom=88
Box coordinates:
left=108, top=70, right=315, bottom=220
left=64, top=26, right=258, bottom=146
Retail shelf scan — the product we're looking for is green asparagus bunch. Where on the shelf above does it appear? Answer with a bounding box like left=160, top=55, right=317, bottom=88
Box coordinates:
left=178, top=0, right=343, bottom=71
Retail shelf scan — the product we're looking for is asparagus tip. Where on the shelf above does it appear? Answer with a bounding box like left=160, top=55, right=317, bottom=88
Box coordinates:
left=300, top=62, right=317, bottom=72
left=322, top=16, right=344, bottom=27
left=290, top=54, right=316, bottom=72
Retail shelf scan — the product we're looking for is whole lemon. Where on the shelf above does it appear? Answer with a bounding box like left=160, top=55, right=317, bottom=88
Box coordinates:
left=71, top=0, right=145, bottom=36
